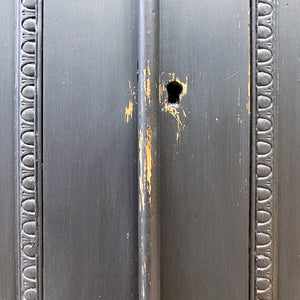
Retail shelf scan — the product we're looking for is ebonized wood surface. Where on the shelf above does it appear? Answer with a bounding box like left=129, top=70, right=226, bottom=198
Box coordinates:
left=159, top=1, right=250, bottom=299
left=0, top=1, right=17, bottom=298
left=278, top=1, right=300, bottom=298
left=43, top=1, right=139, bottom=298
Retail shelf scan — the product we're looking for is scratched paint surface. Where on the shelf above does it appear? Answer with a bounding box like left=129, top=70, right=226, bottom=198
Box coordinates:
left=160, top=72, right=190, bottom=143
left=125, top=80, right=137, bottom=123
left=139, top=60, right=155, bottom=213
left=159, top=0, right=250, bottom=299
left=138, top=29, right=160, bottom=295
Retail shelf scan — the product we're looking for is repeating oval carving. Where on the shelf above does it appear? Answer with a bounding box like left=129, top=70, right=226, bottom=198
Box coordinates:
left=22, top=199, right=36, bottom=213
left=22, top=63, right=35, bottom=77
left=256, top=1, right=275, bottom=298
left=22, top=176, right=35, bottom=191
left=257, top=255, right=271, bottom=269
left=23, top=244, right=35, bottom=258
left=258, top=3, right=272, bottom=16
left=24, top=288, right=37, bottom=300
left=22, top=0, right=36, bottom=9
left=257, top=118, right=272, bottom=131
left=258, top=49, right=272, bottom=63
left=258, top=25, right=272, bottom=39
left=22, top=131, right=34, bottom=145
left=258, top=95, right=272, bottom=109
left=257, top=232, right=271, bottom=246
left=257, top=141, right=271, bottom=155
left=257, top=277, right=271, bottom=291
left=23, top=221, right=36, bottom=235
left=19, top=1, right=38, bottom=297
left=257, top=164, right=272, bottom=177
left=22, top=85, right=35, bottom=99
left=22, top=41, right=35, bottom=54
left=22, top=18, right=36, bottom=32
left=257, top=210, right=272, bottom=223
left=24, top=266, right=37, bottom=280
left=257, top=72, right=272, bottom=86
left=22, top=154, right=35, bottom=168
left=258, top=187, right=271, bottom=201
left=16, top=1, right=277, bottom=299
left=22, top=108, right=35, bottom=123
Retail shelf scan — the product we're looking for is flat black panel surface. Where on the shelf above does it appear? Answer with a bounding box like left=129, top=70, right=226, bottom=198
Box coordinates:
left=43, top=1, right=138, bottom=299
left=278, top=1, right=300, bottom=298
left=159, top=1, right=250, bottom=299
left=0, top=1, right=16, bottom=299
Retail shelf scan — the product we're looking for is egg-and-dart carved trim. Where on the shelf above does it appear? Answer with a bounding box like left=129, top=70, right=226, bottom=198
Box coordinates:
left=256, top=1, right=276, bottom=299
left=17, top=0, right=41, bottom=299
left=16, top=0, right=277, bottom=299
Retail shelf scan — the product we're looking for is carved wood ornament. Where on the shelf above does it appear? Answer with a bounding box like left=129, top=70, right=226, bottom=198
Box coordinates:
left=256, top=1, right=276, bottom=299
left=16, top=0, right=277, bottom=299
left=17, top=0, right=42, bottom=299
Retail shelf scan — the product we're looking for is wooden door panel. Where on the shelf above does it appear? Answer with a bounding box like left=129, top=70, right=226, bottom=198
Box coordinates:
left=277, top=1, right=300, bottom=298
left=159, top=1, right=250, bottom=299
left=42, top=1, right=139, bottom=299
left=0, top=0, right=299, bottom=299
left=0, top=0, right=17, bottom=298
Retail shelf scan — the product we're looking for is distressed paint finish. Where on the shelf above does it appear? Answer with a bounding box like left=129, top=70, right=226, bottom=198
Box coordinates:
left=7, top=0, right=300, bottom=299
left=256, top=1, right=276, bottom=299
left=17, top=0, right=42, bottom=299
left=159, top=0, right=250, bottom=299
left=137, top=0, right=160, bottom=299
left=125, top=81, right=137, bottom=124
left=159, top=72, right=189, bottom=144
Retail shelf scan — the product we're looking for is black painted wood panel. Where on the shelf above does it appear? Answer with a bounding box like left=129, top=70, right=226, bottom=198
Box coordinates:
left=0, top=0, right=17, bottom=299
left=0, top=0, right=298, bottom=299
left=159, top=1, right=250, bottom=299
left=42, top=1, right=139, bottom=299
left=278, top=1, right=300, bottom=298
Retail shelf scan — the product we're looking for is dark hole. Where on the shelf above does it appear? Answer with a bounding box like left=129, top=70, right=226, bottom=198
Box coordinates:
left=166, top=81, right=183, bottom=104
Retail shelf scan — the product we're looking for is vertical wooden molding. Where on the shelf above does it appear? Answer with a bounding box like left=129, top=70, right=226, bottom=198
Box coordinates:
left=137, top=0, right=160, bottom=299
left=17, top=0, right=42, bottom=299
left=256, top=0, right=276, bottom=299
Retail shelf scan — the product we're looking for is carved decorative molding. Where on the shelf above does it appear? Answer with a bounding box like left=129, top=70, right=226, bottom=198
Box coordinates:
left=256, top=0, right=276, bottom=299
left=14, top=1, right=278, bottom=299
left=17, top=0, right=41, bottom=299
